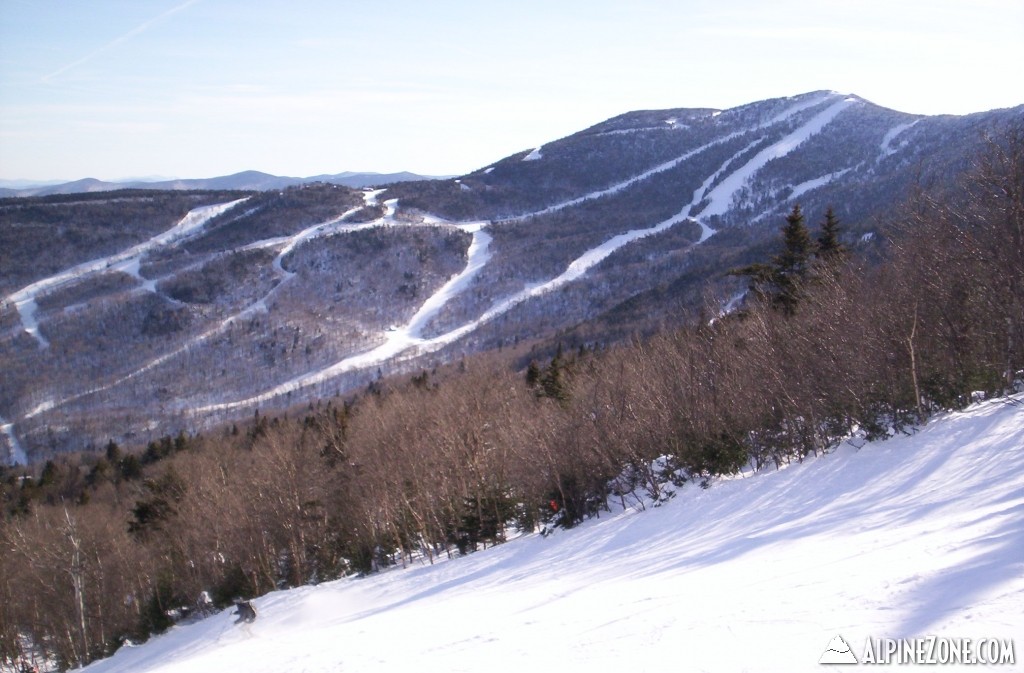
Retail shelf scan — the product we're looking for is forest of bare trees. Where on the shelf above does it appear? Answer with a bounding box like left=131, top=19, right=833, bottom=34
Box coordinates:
left=1, top=133, right=1022, bottom=671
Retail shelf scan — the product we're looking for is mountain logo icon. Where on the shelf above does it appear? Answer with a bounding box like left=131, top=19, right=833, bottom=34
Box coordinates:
left=819, top=634, right=859, bottom=665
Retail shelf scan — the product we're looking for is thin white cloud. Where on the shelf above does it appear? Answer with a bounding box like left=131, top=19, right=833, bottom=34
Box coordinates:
left=42, top=0, right=201, bottom=82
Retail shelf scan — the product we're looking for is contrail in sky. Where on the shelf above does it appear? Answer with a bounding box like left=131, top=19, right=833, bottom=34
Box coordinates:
left=42, top=0, right=202, bottom=82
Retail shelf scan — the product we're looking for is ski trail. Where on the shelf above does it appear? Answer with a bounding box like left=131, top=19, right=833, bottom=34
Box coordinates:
left=789, top=168, right=853, bottom=201
left=193, top=95, right=860, bottom=414
left=19, top=193, right=445, bottom=420
left=24, top=299, right=276, bottom=421
left=274, top=190, right=389, bottom=275
left=591, top=116, right=692, bottom=137
left=270, top=202, right=371, bottom=277
left=3, top=199, right=248, bottom=347
left=19, top=311, right=255, bottom=421
left=697, top=97, right=858, bottom=219
left=69, top=394, right=1024, bottom=673
left=744, top=167, right=858, bottom=226
left=0, top=415, right=27, bottom=466
left=403, top=222, right=492, bottom=338
left=690, top=138, right=765, bottom=213
left=13, top=297, right=48, bottom=347
left=457, top=136, right=779, bottom=322
left=505, top=91, right=844, bottom=223
left=878, top=119, right=919, bottom=161
left=195, top=220, right=492, bottom=413
left=504, top=137, right=739, bottom=222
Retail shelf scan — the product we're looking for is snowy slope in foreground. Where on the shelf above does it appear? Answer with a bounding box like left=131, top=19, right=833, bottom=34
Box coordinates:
left=84, top=396, right=1024, bottom=673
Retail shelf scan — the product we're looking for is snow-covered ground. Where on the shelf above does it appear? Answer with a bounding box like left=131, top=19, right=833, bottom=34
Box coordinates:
left=82, top=394, right=1024, bottom=673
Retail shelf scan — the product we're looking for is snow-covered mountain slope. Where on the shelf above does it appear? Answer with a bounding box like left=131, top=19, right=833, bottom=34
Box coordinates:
left=2, top=91, right=1022, bottom=459
left=80, top=395, right=1024, bottom=673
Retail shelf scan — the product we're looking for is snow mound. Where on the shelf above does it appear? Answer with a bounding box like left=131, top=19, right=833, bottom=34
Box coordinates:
left=82, top=395, right=1024, bottom=673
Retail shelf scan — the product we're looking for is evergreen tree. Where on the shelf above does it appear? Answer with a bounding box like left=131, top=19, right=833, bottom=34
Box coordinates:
left=525, top=360, right=542, bottom=388
left=127, top=468, right=185, bottom=539
left=731, top=204, right=817, bottom=315
left=816, top=206, right=845, bottom=262
left=730, top=261, right=775, bottom=305
left=776, top=204, right=813, bottom=276
left=539, top=345, right=569, bottom=402
left=104, top=440, right=121, bottom=465
left=39, top=460, right=58, bottom=488
left=772, top=204, right=814, bottom=315
left=118, top=453, right=142, bottom=481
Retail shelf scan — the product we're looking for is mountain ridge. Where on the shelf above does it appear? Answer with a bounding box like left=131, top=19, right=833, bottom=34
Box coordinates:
left=1, top=90, right=1022, bottom=460
left=0, top=170, right=445, bottom=198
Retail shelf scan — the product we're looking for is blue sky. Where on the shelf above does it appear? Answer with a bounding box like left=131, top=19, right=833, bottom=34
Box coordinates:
left=1, top=0, right=1022, bottom=182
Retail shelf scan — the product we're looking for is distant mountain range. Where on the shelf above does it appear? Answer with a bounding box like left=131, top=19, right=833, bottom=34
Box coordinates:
left=2, top=90, right=1022, bottom=461
left=0, top=170, right=444, bottom=197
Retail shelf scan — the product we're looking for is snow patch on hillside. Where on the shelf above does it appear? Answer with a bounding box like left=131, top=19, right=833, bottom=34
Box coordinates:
left=0, top=415, right=27, bottom=465
left=80, top=394, right=1024, bottom=673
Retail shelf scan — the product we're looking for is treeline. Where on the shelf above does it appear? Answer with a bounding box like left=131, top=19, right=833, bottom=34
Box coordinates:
left=2, top=132, right=1022, bottom=671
